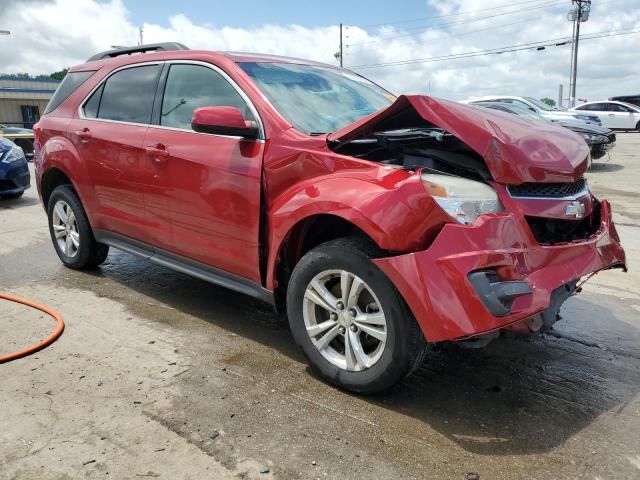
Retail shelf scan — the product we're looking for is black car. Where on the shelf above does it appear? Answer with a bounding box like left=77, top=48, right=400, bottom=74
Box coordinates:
left=470, top=101, right=615, bottom=160
left=0, top=136, right=30, bottom=199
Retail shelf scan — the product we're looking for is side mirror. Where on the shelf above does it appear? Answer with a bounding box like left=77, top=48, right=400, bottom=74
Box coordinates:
left=191, top=106, right=259, bottom=139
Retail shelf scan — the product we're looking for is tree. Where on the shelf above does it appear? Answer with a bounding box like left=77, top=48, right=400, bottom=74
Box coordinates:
left=49, top=69, right=68, bottom=81
left=0, top=69, right=68, bottom=80
left=540, top=97, right=556, bottom=107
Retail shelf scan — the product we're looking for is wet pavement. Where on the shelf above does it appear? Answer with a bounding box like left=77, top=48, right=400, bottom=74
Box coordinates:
left=1, top=134, right=639, bottom=479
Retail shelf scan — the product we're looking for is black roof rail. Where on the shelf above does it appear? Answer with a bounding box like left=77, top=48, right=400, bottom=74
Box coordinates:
left=87, top=42, right=189, bottom=62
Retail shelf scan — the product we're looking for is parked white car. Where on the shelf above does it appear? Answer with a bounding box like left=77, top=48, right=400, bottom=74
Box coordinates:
left=462, top=96, right=602, bottom=125
left=569, top=101, right=640, bottom=130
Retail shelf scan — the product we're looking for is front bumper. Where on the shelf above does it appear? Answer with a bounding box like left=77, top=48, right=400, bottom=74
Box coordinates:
left=0, top=161, right=31, bottom=195
left=373, top=200, right=626, bottom=343
left=590, top=140, right=615, bottom=160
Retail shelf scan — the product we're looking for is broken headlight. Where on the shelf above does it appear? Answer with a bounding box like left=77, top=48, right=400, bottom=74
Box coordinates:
left=421, top=173, right=503, bottom=225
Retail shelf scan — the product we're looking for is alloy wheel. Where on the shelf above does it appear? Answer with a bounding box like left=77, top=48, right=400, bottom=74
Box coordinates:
left=303, top=269, right=387, bottom=372
left=51, top=200, right=80, bottom=258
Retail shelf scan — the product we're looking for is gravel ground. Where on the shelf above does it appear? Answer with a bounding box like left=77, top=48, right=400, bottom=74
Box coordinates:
left=1, top=133, right=639, bottom=479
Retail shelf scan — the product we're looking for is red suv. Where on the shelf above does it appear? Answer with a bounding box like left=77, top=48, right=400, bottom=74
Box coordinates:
left=34, top=43, right=626, bottom=393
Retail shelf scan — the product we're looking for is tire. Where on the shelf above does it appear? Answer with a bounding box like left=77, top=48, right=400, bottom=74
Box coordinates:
left=47, top=185, right=109, bottom=269
left=286, top=236, right=427, bottom=394
left=636, top=120, right=640, bottom=132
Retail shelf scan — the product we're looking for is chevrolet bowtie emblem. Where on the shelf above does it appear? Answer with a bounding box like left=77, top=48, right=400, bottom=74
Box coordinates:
left=565, top=201, right=586, bottom=219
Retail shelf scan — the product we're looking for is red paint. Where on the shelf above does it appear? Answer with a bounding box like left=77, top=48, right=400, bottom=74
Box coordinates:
left=192, top=106, right=251, bottom=131
left=35, top=50, right=626, bottom=344
left=329, top=95, right=591, bottom=184
left=373, top=201, right=624, bottom=342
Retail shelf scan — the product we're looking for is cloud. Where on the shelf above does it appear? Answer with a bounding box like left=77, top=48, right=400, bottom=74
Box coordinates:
left=0, top=0, right=638, bottom=103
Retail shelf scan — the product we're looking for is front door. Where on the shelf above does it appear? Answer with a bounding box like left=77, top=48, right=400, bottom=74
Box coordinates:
left=72, top=64, right=162, bottom=244
left=144, top=62, right=264, bottom=282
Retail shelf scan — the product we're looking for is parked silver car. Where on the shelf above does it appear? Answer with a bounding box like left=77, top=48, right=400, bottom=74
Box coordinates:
left=462, top=95, right=602, bottom=125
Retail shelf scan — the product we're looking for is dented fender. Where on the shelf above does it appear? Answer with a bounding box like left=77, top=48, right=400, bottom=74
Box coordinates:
left=265, top=168, right=451, bottom=290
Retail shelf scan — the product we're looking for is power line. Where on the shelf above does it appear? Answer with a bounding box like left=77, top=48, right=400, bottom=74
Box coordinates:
left=355, top=0, right=566, bottom=29
left=343, top=14, right=547, bottom=56
left=347, top=0, right=568, bottom=48
left=350, top=27, right=640, bottom=70
left=347, top=0, right=624, bottom=49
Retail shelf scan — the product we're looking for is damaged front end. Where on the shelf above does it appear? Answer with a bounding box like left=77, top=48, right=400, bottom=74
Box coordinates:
left=327, top=95, right=627, bottom=343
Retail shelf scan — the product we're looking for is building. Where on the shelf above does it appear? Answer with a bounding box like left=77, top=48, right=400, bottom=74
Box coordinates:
left=0, top=75, right=60, bottom=128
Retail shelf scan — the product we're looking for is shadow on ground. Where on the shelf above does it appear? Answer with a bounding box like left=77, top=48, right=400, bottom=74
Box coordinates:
left=590, top=162, right=625, bottom=173
left=68, top=250, right=640, bottom=458
left=0, top=194, right=40, bottom=209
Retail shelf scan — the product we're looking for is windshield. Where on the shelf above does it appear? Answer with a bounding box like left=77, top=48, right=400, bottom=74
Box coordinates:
left=523, top=96, right=559, bottom=111
left=238, top=62, right=395, bottom=134
left=500, top=103, right=546, bottom=120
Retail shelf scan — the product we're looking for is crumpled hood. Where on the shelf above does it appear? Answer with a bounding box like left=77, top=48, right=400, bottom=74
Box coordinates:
left=328, top=95, right=590, bottom=184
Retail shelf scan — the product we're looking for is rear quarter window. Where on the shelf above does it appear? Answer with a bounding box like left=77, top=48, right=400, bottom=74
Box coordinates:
left=44, top=71, right=95, bottom=114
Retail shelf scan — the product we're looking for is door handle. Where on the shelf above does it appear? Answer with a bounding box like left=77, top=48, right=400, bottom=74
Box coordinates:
left=608, top=113, right=615, bottom=116
left=145, top=144, right=170, bottom=163
left=75, top=128, right=91, bottom=143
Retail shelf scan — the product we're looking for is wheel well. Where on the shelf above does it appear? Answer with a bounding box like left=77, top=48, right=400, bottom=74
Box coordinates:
left=273, top=214, right=376, bottom=314
left=41, top=168, right=73, bottom=208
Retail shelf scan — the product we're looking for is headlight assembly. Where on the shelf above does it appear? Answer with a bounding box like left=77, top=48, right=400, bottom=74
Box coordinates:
left=1, top=143, right=25, bottom=164
left=421, top=173, right=503, bottom=225
left=581, top=133, right=609, bottom=144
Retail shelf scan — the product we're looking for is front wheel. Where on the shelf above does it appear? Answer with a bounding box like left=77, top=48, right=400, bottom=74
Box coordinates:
left=286, top=237, right=427, bottom=394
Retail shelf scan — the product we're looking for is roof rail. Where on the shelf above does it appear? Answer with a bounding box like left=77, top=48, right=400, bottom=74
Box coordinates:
left=87, top=42, right=189, bottom=62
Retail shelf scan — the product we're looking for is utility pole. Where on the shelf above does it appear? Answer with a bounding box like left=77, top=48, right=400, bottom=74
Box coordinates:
left=567, top=0, right=590, bottom=107
left=558, top=84, right=564, bottom=108
left=139, top=26, right=144, bottom=46
left=339, top=23, right=343, bottom=67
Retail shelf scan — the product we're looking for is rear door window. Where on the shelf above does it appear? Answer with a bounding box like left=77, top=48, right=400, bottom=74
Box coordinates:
left=44, top=71, right=95, bottom=114
left=607, top=103, right=631, bottom=112
left=97, top=65, right=161, bottom=124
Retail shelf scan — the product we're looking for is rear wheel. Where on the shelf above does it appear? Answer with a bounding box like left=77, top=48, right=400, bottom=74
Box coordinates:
left=287, top=237, right=427, bottom=394
left=47, top=185, right=109, bottom=269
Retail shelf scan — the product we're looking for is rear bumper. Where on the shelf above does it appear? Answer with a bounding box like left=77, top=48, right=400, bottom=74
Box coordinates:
left=373, top=200, right=626, bottom=343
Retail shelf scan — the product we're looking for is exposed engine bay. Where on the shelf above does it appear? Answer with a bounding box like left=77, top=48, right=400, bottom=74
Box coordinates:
left=331, top=127, right=491, bottom=181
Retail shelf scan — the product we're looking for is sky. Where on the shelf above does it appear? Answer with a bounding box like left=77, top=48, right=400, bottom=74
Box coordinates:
left=0, top=0, right=639, bottom=103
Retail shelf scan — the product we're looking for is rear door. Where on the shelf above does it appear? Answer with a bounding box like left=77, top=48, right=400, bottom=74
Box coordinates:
left=143, top=62, right=264, bottom=282
left=606, top=103, right=638, bottom=129
left=71, top=63, right=162, bottom=243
